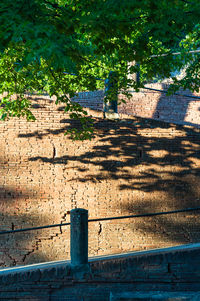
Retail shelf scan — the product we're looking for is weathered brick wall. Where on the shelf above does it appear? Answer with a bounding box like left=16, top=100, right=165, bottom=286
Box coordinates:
left=118, top=83, right=200, bottom=128
left=0, top=244, right=200, bottom=300
left=72, top=90, right=104, bottom=111
left=0, top=90, right=199, bottom=268
left=70, top=84, right=200, bottom=129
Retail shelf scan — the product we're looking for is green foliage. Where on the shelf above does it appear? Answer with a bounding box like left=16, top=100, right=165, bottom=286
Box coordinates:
left=0, top=0, right=200, bottom=139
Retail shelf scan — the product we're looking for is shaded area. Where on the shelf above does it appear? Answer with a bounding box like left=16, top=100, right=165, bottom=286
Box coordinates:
left=18, top=119, right=83, bottom=140
left=0, top=156, right=62, bottom=268
left=27, top=116, right=199, bottom=177
left=152, top=84, right=200, bottom=128
left=0, top=185, right=38, bottom=203
left=0, top=213, right=48, bottom=267
left=25, top=114, right=200, bottom=247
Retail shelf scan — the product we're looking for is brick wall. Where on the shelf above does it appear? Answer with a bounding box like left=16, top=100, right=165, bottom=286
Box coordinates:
left=0, top=89, right=200, bottom=268
left=69, top=84, right=200, bottom=129
left=118, top=83, right=200, bottom=128
left=72, top=90, right=104, bottom=111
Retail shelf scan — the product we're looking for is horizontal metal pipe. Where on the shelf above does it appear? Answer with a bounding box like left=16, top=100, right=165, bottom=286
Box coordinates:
left=0, top=207, right=200, bottom=235
left=0, top=222, right=70, bottom=235
left=88, top=207, right=200, bottom=223
left=126, top=86, right=200, bottom=100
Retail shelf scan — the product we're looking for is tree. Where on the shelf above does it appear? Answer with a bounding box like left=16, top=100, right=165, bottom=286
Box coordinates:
left=0, top=0, right=200, bottom=139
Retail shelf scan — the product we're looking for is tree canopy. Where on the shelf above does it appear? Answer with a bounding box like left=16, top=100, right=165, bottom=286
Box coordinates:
left=0, top=0, right=200, bottom=138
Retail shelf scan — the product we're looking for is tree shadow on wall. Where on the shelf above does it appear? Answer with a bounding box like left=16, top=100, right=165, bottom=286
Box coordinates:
left=152, top=83, right=200, bottom=128
left=18, top=118, right=89, bottom=141
left=25, top=114, right=200, bottom=247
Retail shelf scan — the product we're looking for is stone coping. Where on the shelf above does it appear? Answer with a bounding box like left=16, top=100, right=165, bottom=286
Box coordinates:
left=0, top=242, right=200, bottom=275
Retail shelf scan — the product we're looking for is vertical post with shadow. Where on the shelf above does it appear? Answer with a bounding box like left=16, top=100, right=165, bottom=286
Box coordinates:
left=70, top=208, right=88, bottom=266
left=104, top=71, right=119, bottom=119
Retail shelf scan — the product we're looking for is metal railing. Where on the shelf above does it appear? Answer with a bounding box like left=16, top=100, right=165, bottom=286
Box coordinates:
left=1, top=206, right=200, bottom=266
left=1, top=206, right=200, bottom=236
left=126, top=86, right=200, bottom=100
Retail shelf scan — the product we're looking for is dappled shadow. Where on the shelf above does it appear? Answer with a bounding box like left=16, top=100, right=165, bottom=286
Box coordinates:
left=28, top=116, right=199, bottom=176
left=18, top=128, right=68, bottom=139
left=18, top=118, right=83, bottom=139
left=120, top=199, right=200, bottom=247
left=26, top=114, right=200, bottom=246
left=0, top=185, right=38, bottom=202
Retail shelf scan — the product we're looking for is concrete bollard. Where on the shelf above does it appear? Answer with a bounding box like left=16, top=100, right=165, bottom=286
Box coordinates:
left=70, top=208, right=88, bottom=266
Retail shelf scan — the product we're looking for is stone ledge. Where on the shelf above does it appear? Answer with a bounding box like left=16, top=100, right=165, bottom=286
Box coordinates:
left=110, top=291, right=200, bottom=301
left=0, top=243, right=200, bottom=285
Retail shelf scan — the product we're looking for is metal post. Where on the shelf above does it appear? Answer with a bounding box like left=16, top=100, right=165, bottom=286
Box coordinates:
left=70, top=208, right=88, bottom=266
left=104, top=71, right=119, bottom=119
